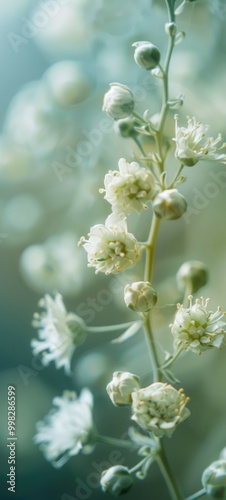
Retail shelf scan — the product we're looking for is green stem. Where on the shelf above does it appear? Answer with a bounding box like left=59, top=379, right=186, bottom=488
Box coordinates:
left=144, top=214, right=161, bottom=282
left=157, top=442, right=182, bottom=500
left=143, top=313, right=162, bottom=383
left=87, top=321, right=135, bottom=333
left=133, top=137, right=146, bottom=156
left=165, top=0, right=176, bottom=23
left=161, top=346, right=183, bottom=371
left=185, top=489, right=206, bottom=500
left=96, top=435, right=134, bottom=449
left=129, top=456, right=151, bottom=475
left=168, top=163, right=184, bottom=189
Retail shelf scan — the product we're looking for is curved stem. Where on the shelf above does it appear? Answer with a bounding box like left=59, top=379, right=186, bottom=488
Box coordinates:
left=185, top=489, right=206, bottom=500
left=157, top=442, right=182, bottom=500
left=96, top=435, right=134, bottom=449
left=129, top=456, right=152, bottom=475
left=144, top=214, right=161, bottom=282
left=143, top=313, right=162, bottom=383
left=161, top=346, right=183, bottom=371
left=133, top=137, right=146, bottom=156
left=87, top=321, right=135, bottom=333
left=168, top=163, right=184, bottom=189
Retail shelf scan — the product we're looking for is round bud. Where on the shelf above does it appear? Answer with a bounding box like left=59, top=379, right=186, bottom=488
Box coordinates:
left=114, top=116, right=138, bottom=138
left=202, top=460, right=226, bottom=499
left=133, top=41, right=161, bottom=71
left=152, top=189, right=187, bottom=220
left=165, top=22, right=177, bottom=37
left=101, top=466, right=133, bottom=496
left=124, top=281, right=158, bottom=313
left=176, top=260, right=208, bottom=293
left=102, top=83, right=134, bottom=120
left=106, top=371, right=140, bottom=406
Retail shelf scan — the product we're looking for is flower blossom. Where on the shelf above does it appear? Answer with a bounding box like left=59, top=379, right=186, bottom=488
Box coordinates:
left=170, top=295, right=225, bottom=354
left=79, top=215, right=142, bottom=275
left=32, top=293, right=87, bottom=374
left=101, top=158, right=156, bottom=215
left=34, top=389, right=95, bottom=468
left=131, top=382, right=190, bottom=438
left=174, top=115, right=226, bottom=166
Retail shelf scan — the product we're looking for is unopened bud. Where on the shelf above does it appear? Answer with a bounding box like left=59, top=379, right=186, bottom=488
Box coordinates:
left=124, top=281, right=158, bottom=313
left=114, top=117, right=138, bottom=138
left=176, top=260, right=208, bottom=293
left=165, top=22, right=177, bottom=37
left=152, top=189, right=187, bottom=220
left=133, top=41, right=161, bottom=71
left=101, top=466, right=133, bottom=496
left=107, top=371, right=140, bottom=406
left=102, top=83, right=134, bottom=120
left=202, top=460, right=226, bottom=499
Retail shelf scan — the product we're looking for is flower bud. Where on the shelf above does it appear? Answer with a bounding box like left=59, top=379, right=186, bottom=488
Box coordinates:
left=152, top=189, right=187, bottom=220
left=102, top=83, right=134, bottom=120
left=176, top=260, right=208, bottom=293
left=101, top=466, right=133, bottom=496
left=133, top=41, right=161, bottom=71
left=124, top=281, right=158, bottom=313
left=202, top=460, right=226, bottom=499
left=107, top=371, right=140, bottom=406
left=165, top=22, right=177, bottom=37
left=114, top=116, right=138, bottom=138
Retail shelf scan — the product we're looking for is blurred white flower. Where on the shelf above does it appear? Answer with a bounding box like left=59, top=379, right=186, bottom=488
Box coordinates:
left=33, top=0, right=103, bottom=56
left=32, top=293, right=87, bottom=374
left=2, top=194, right=43, bottom=245
left=20, top=232, right=85, bottom=295
left=80, top=215, right=142, bottom=274
left=4, top=82, right=76, bottom=157
left=170, top=296, right=226, bottom=354
left=174, top=115, right=226, bottom=166
left=124, top=281, right=157, bottom=313
left=0, top=137, right=34, bottom=181
left=101, top=158, right=156, bottom=215
left=34, top=389, right=95, bottom=468
left=131, top=383, right=190, bottom=438
left=43, top=61, right=92, bottom=108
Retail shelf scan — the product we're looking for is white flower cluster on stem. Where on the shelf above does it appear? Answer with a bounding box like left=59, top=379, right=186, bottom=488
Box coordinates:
left=170, top=295, right=226, bottom=355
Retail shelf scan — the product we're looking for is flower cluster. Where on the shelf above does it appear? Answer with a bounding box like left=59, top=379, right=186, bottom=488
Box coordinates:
left=170, top=295, right=225, bottom=354
left=131, top=382, right=190, bottom=438
left=34, top=389, right=95, bottom=468
left=174, top=115, right=226, bottom=167
left=101, top=158, right=156, bottom=215
left=79, top=215, right=142, bottom=275
left=32, top=293, right=87, bottom=374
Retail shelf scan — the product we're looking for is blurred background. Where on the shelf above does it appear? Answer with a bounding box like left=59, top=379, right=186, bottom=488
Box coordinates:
left=1, top=0, right=226, bottom=498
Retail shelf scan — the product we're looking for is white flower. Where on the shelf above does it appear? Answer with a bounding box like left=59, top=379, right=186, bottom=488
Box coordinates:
left=101, top=158, right=156, bottom=215
left=174, top=115, right=226, bottom=166
left=106, top=371, right=140, bottom=406
left=31, top=293, right=87, bottom=374
left=79, top=215, right=142, bottom=275
left=170, top=296, right=226, bottom=354
left=131, top=383, right=190, bottom=438
left=34, top=389, right=95, bottom=468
